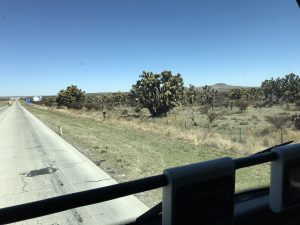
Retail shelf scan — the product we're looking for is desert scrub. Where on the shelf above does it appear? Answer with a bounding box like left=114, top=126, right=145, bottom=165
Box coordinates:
left=25, top=104, right=300, bottom=207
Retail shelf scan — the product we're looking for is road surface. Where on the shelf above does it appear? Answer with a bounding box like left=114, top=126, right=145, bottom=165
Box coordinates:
left=0, top=102, right=148, bottom=224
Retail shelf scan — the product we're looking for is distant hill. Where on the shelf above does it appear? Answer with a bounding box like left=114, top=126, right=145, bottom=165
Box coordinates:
left=86, top=83, right=257, bottom=96
left=87, top=91, right=130, bottom=96
left=196, top=83, right=257, bottom=92
left=4, top=83, right=256, bottom=98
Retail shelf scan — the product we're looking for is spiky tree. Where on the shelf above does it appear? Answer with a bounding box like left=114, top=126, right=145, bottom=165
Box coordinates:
left=282, top=73, right=300, bottom=102
left=112, top=91, right=127, bottom=107
left=201, top=85, right=217, bottom=110
left=261, top=74, right=300, bottom=103
left=186, top=84, right=197, bottom=105
left=261, top=78, right=276, bottom=101
left=130, top=71, right=184, bottom=117
left=56, top=85, right=85, bottom=108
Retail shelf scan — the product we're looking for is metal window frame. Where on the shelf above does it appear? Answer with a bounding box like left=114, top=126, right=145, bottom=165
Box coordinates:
left=0, top=150, right=278, bottom=224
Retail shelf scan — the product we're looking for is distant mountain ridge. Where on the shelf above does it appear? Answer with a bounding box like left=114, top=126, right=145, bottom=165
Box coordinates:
left=195, top=83, right=257, bottom=92
left=2, top=83, right=256, bottom=98
left=87, top=83, right=257, bottom=96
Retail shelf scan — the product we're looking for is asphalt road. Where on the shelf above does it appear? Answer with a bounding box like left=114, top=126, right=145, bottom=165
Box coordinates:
left=0, top=102, right=148, bottom=225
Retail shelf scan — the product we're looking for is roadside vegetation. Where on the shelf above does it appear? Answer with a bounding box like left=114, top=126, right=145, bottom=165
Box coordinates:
left=23, top=71, right=300, bottom=207
left=25, top=104, right=271, bottom=207
left=0, top=99, right=9, bottom=107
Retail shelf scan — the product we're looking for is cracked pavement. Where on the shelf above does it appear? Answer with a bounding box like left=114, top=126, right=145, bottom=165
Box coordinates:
left=0, top=102, right=147, bottom=224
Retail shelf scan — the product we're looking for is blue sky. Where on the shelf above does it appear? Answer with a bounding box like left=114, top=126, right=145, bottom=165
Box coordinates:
left=0, top=0, right=299, bottom=96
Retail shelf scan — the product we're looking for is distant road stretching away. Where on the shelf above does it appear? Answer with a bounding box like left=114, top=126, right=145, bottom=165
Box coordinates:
left=0, top=102, right=147, bottom=224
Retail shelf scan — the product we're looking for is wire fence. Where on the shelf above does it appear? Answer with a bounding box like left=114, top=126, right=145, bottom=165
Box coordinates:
left=113, top=114, right=292, bottom=146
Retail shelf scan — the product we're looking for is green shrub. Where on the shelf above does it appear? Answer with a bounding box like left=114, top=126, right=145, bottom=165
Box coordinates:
left=265, top=115, right=290, bottom=129
left=239, top=121, right=249, bottom=125
left=283, top=103, right=290, bottom=110
left=257, top=127, right=272, bottom=136
left=252, top=115, right=258, bottom=120
left=293, top=114, right=300, bottom=130
left=235, top=100, right=249, bottom=113
left=207, top=112, right=218, bottom=124
left=56, top=85, right=85, bottom=107
left=296, top=101, right=300, bottom=110
left=199, top=105, right=210, bottom=114
left=84, top=102, right=94, bottom=110
left=40, top=97, right=55, bottom=107
left=45, top=101, right=53, bottom=107
left=277, top=111, right=290, bottom=116
left=121, top=109, right=129, bottom=116
left=68, top=102, right=83, bottom=110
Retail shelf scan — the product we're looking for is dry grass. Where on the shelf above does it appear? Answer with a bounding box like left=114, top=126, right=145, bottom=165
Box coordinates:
left=25, top=103, right=300, bottom=207
left=0, top=100, right=8, bottom=107
left=33, top=104, right=300, bottom=156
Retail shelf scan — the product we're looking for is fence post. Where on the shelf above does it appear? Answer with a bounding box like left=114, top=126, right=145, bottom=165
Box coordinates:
left=102, top=111, right=106, bottom=121
left=58, top=126, right=63, bottom=136
left=280, top=128, right=283, bottom=143
left=140, top=115, right=142, bottom=123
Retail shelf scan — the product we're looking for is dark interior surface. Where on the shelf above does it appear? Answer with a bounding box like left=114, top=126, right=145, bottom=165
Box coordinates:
left=130, top=188, right=300, bottom=225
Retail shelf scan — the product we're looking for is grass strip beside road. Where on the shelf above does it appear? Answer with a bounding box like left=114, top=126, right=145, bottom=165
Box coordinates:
left=0, top=101, right=8, bottom=108
left=25, top=105, right=269, bottom=207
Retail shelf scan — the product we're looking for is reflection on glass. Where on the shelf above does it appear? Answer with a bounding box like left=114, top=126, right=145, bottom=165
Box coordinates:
left=288, top=167, right=300, bottom=207
left=290, top=168, right=300, bottom=188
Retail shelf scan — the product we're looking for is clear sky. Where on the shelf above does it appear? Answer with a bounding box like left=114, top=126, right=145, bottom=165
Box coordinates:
left=0, top=0, right=299, bottom=96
